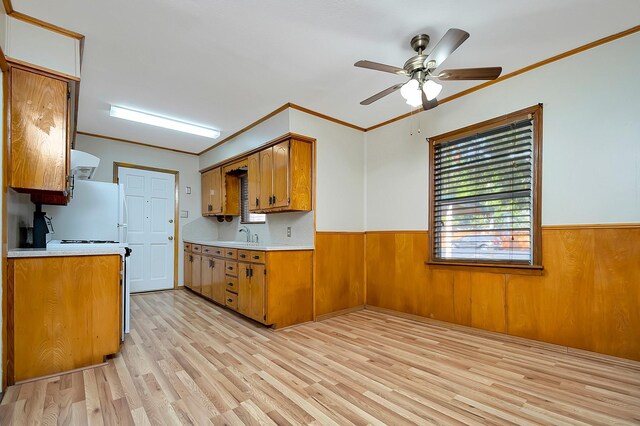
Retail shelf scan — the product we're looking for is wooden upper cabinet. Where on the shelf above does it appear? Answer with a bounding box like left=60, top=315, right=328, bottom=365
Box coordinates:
left=201, top=167, right=222, bottom=216
left=9, top=66, right=71, bottom=195
left=247, top=152, right=261, bottom=211
left=259, top=147, right=274, bottom=209
left=201, top=169, right=213, bottom=215
left=210, top=168, right=223, bottom=214
left=201, top=135, right=313, bottom=217
left=272, top=141, right=289, bottom=208
left=252, top=138, right=312, bottom=213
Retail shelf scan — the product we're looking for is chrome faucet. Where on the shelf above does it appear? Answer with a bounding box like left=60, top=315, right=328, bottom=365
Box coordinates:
left=239, top=226, right=251, bottom=242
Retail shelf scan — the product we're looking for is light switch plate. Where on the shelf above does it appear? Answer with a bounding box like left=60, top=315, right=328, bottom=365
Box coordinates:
left=180, top=210, right=188, bottom=218
left=185, top=187, right=191, bottom=194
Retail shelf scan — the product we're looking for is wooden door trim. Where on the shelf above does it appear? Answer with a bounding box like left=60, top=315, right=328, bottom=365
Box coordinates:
left=113, top=162, right=180, bottom=289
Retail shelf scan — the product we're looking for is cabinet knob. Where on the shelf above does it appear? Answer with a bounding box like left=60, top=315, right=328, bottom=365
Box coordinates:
left=228, top=282, right=234, bottom=286
left=253, top=255, right=260, bottom=260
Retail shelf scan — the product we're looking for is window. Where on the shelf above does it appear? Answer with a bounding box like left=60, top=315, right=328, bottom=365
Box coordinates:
left=428, top=105, right=542, bottom=269
left=240, top=174, right=266, bottom=224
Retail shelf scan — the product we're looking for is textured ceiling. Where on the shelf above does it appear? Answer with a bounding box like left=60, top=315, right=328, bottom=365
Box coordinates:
left=13, top=0, right=640, bottom=153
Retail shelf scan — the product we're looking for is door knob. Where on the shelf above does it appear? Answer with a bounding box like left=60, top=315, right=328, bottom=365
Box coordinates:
left=169, top=219, right=173, bottom=223
left=168, top=236, right=174, bottom=240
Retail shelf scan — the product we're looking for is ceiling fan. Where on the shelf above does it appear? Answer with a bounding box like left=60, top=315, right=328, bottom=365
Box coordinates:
left=355, top=28, right=502, bottom=111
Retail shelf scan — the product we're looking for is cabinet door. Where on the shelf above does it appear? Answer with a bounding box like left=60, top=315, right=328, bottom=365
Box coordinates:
left=259, top=148, right=273, bottom=210
left=237, top=262, right=252, bottom=316
left=211, top=168, right=223, bottom=214
left=247, top=152, right=261, bottom=212
left=211, top=258, right=226, bottom=304
left=272, top=141, right=290, bottom=208
left=191, top=254, right=202, bottom=293
left=201, top=170, right=213, bottom=216
left=10, top=67, right=70, bottom=192
left=184, top=253, right=192, bottom=289
left=248, top=264, right=266, bottom=322
left=201, top=256, right=213, bottom=298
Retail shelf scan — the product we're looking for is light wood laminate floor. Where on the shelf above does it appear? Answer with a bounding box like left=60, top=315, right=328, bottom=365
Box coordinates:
left=1, top=289, right=639, bottom=425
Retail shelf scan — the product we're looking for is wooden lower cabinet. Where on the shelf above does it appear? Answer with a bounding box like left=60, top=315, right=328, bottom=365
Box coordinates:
left=184, top=250, right=193, bottom=289
left=238, top=263, right=266, bottom=322
left=191, top=254, right=202, bottom=294
left=7, top=255, right=122, bottom=384
left=183, top=243, right=312, bottom=328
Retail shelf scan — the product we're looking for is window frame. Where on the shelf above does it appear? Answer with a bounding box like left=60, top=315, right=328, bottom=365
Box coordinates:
left=427, top=104, right=543, bottom=273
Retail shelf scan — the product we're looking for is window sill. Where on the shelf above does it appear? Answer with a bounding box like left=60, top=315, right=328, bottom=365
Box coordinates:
left=424, top=261, right=544, bottom=276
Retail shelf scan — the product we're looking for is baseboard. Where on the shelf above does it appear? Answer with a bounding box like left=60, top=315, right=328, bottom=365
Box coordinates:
left=363, top=305, right=640, bottom=368
left=315, top=305, right=365, bottom=322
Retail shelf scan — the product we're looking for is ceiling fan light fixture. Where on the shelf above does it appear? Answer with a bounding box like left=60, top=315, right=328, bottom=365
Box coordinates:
left=400, top=79, right=422, bottom=107
left=400, top=79, right=419, bottom=100
left=423, top=80, right=443, bottom=101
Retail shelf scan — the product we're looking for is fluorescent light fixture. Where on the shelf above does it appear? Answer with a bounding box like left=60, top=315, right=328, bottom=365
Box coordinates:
left=109, top=105, right=220, bottom=139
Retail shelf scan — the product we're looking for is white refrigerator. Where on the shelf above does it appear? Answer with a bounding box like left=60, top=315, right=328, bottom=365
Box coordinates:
left=46, top=180, right=131, bottom=337
left=47, top=180, right=127, bottom=242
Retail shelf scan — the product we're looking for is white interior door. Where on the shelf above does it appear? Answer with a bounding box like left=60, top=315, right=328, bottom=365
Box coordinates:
left=118, top=167, right=176, bottom=292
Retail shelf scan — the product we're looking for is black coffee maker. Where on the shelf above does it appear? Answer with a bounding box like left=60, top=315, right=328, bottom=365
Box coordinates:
left=33, top=203, right=51, bottom=248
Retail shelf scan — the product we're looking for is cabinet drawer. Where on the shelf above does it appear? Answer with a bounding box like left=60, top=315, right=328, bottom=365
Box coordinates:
left=224, top=248, right=238, bottom=259
left=238, top=250, right=265, bottom=263
left=201, top=245, right=215, bottom=255
left=191, top=244, right=202, bottom=253
left=225, top=261, right=238, bottom=277
left=211, top=246, right=224, bottom=257
left=184, top=243, right=192, bottom=252
left=225, top=291, right=238, bottom=310
left=226, top=276, right=238, bottom=293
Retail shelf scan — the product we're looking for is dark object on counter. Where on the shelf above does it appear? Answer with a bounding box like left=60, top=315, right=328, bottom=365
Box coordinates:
left=19, top=226, right=33, bottom=248
left=33, top=204, right=50, bottom=248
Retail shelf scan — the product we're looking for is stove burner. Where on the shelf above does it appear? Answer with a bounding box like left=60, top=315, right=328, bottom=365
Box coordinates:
left=60, top=240, right=118, bottom=244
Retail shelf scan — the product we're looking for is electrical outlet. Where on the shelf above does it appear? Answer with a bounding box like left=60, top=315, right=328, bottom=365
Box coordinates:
left=287, top=227, right=291, bottom=238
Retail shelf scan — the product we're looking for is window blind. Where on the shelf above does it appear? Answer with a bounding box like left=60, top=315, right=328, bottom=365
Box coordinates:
left=240, top=175, right=266, bottom=224
left=432, top=118, right=534, bottom=264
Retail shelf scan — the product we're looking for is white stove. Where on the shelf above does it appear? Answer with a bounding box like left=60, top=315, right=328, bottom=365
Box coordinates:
left=47, top=239, right=131, bottom=340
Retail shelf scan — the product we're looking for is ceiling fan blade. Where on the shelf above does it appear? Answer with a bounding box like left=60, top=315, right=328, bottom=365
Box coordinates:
left=424, top=28, right=470, bottom=69
left=422, top=91, right=439, bottom=111
left=360, top=83, right=405, bottom=105
left=437, top=67, right=502, bottom=80
left=355, top=60, right=407, bottom=75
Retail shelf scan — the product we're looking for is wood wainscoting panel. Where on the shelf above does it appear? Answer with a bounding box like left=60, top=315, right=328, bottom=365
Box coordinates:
left=470, top=272, right=506, bottom=333
left=365, top=227, right=640, bottom=361
left=365, top=232, right=430, bottom=316
left=314, top=232, right=365, bottom=317
left=508, top=227, right=640, bottom=361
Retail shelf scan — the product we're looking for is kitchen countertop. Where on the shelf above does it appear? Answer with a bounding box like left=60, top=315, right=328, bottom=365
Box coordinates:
left=8, top=247, right=126, bottom=258
left=183, top=239, right=314, bottom=251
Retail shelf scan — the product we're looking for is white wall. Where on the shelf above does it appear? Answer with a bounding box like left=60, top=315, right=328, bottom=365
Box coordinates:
left=289, top=109, right=365, bottom=232
left=199, top=109, right=289, bottom=169
left=366, top=32, right=640, bottom=230
left=76, top=133, right=214, bottom=286
left=198, top=108, right=366, bottom=235
left=3, top=17, right=81, bottom=78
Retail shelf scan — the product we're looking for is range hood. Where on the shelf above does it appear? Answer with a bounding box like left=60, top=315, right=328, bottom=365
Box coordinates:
left=70, top=149, right=100, bottom=180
